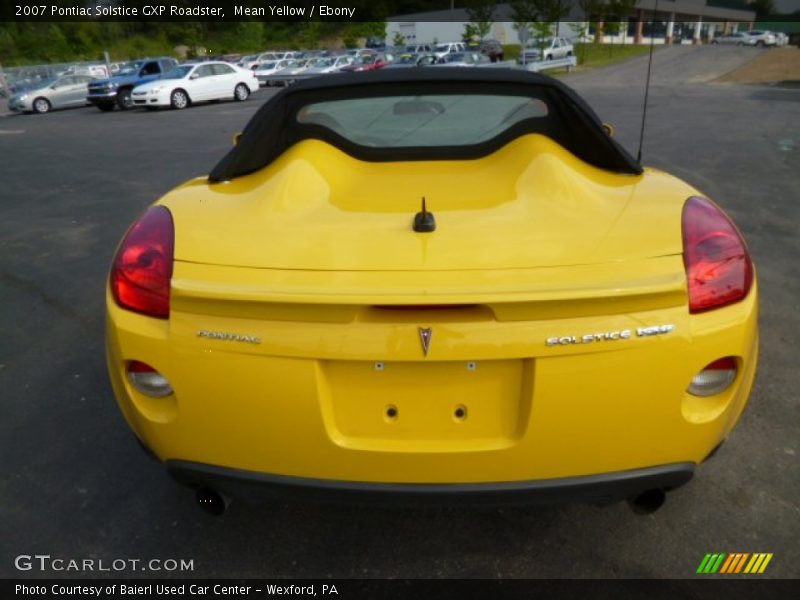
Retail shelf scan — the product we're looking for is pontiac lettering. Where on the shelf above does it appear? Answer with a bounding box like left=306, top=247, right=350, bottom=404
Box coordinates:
left=197, top=330, right=261, bottom=344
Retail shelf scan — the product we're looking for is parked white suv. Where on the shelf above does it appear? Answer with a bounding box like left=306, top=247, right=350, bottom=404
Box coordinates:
left=434, top=42, right=467, bottom=58
left=743, top=30, right=776, bottom=47
left=404, top=44, right=433, bottom=54
left=521, top=37, right=574, bottom=63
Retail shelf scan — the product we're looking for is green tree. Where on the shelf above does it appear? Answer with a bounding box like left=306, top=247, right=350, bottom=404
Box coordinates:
left=576, top=0, right=605, bottom=45
left=532, top=0, right=572, bottom=36
left=15, top=24, right=68, bottom=62
left=46, top=24, right=72, bottom=62
left=512, top=0, right=573, bottom=59
left=262, top=23, right=297, bottom=48
left=568, top=21, right=589, bottom=44
left=0, top=25, right=19, bottom=64
left=532, top=21, right=554, bottom=43
left=343, top=22, right=386, bottom=47
left=549, top=0, right=574, bottom=39
left=0, top=21, right=395, bottom=65
left=298, top=22, right=323, bottom=50
left=511, top=0, right=539, bottom=62
left=586, top=0, right=636, bottom=55
left=352, top=22, right=387, bottom=39
left=465, top=0, right=496, bottom=41
left=607, top=0, right=636, bottom=47
left=225, top=22, right=264, bottom=52
left=61, top=23, right=101, bottom=59
left=748, top=0, right=776, bottom=17
left=462, top=23, right=478, bottom=44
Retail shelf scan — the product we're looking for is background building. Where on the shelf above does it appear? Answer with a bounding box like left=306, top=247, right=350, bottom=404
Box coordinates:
left=387, top=1, right=758, bottom=46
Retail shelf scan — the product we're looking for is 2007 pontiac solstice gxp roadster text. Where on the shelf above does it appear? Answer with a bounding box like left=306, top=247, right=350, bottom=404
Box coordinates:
left=105, top=70, right=757, bottom=515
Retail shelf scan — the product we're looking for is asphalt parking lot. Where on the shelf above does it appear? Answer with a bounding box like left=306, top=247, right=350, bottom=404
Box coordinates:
left=1, top=46, right=798, bottom=579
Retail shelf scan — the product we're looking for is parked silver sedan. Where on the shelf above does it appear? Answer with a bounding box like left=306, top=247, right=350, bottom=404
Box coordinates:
left=8, top=75, right=96, bottom=114
left=432, top=52, right=489, bottom=67
left=711, top=32, right=751, bottom=46
left=302, top=55, right=354, bottom=75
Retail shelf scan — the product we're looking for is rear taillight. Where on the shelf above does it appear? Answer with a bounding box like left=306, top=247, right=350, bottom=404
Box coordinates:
left=111, top=206, right=174, bottom=318
left=688, top=357, right=738, bottom=396
left=127, top=360, right=173, bottom=397
left=682, top=196, right=753, bottom=313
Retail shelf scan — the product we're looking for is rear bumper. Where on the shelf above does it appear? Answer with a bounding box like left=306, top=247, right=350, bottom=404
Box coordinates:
left=106, top=264, right=758, bottom=486
left=166, top=460, right=694, bottom=506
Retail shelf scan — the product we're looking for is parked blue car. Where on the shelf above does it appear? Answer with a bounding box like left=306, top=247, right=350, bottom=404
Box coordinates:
left=87, top=57, right=178, bottom=111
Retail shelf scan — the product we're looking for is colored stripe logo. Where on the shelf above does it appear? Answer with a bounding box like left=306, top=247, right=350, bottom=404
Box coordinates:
left=697, top=553, right=773, bottom=574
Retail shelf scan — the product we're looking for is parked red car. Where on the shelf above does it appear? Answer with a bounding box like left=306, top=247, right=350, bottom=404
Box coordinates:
left=338, top=52, right=394, bottom=73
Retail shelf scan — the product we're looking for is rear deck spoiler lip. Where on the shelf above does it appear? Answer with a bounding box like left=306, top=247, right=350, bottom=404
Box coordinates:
left=169, top=255, right=686, bottom=307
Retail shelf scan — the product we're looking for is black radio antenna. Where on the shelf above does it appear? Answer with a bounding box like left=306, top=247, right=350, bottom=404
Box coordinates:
left=636, top=0, right=660, bottom=164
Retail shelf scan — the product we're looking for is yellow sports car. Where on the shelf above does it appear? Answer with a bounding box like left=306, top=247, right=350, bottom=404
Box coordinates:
left=106, top=70, right=757, bottom=515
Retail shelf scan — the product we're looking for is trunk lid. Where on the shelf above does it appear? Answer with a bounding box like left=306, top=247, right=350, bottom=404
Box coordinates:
left=162, top=136, right=691, bottom=272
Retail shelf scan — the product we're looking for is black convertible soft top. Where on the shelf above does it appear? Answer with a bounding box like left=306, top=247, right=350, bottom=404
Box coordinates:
left=208, top=68, right=642, bottom=183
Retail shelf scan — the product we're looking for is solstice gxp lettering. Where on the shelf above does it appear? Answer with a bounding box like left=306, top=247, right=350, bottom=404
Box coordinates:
left=545, top=324, right=675, bottom=346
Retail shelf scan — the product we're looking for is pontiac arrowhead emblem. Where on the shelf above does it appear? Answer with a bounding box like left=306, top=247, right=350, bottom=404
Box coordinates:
left=418, top=327, right=433, bottom=357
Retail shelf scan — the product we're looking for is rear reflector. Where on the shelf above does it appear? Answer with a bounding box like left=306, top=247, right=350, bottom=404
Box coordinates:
left=688, top=357, right=737, bottom=397
left=127, top=360, right=173, bottom=398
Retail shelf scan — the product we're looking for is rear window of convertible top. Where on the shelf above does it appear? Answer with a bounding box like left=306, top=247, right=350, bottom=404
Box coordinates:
left=296, top=94, right=549, bottom=148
